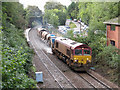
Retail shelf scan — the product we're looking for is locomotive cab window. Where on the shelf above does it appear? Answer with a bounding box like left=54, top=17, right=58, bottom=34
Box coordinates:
left=67, top=49, right=70, bottom=56
left=84, top=50, right=90, bottom=55
left=75, top=49, right=82, bottom=55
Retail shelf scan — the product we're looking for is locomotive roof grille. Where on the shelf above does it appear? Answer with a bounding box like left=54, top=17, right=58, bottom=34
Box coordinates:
left=60, top=38, right=67, bottom=40
left=55, top=37, right=86, bottom=49
left=70, top=42, right=77, bottom=45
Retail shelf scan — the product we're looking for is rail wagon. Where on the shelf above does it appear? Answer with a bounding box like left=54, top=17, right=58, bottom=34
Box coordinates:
left=37, top=28, right=46, bottom=37
left=41, top=31, right=49, bottom=40
left=46, top=34, right=56, bottom=47
left=52, top=37, right=92, bottom=71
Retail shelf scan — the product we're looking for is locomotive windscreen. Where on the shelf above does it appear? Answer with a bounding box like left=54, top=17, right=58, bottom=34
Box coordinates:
left=84, top=50, right=91, bottom=55
left=75, top=49, right=82, bottom=55
left=74, top=45, right=91, bottom=56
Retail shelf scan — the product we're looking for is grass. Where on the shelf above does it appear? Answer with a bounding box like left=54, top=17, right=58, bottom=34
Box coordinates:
left=69, top=22, right=77, bottom=28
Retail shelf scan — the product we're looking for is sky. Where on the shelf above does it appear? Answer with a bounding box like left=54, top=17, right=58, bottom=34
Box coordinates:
left=19, top=0, right=72, bottom=12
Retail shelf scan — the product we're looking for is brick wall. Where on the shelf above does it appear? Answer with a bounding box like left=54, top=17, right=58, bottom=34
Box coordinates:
left=107, top=24, right=120, bottom=49
left=118, top=25, right=120, bottom=49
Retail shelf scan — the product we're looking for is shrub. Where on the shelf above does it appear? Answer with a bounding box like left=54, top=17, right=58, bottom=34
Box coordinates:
left=2, top=24, right=36, bottom=88
left=96, top=46, right=120, bottom=69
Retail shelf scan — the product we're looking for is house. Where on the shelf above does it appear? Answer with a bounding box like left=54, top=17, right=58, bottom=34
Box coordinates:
left=103, top=17, right=120, bottom=49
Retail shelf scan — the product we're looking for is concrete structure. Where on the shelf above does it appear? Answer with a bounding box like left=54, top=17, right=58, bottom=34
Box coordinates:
left=103, top=17, right=120, bottom=49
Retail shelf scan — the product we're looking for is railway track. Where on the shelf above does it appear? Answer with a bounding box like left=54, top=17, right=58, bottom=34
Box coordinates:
left=28, top=28, right=119, bottom=89
left=29, top=28, right=77, bottom=89
left=78, top=72, right=112, bottom=89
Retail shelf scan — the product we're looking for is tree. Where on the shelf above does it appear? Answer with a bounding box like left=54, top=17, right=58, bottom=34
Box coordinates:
left=26, top=6, right=42, bottom=17
left=2, top=2, right=36, bottom=88
left=77, top=2, right=119, bottom=31
left=67, top=2, right=79, bottom=19
left=44, top=2, right=67, bottom=27
left=49, top=10, right=60, bottom=27
left=44, top=1, right=65, bottom=10
left=25, top=6, right=42, bottom=27
left=2, top=2, right=28, bottom=29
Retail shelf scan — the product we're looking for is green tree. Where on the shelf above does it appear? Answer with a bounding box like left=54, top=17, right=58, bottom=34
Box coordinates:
left=2, top=2, right=28, bottom=29
left=77, top=2, right=119, bottom=31
left=44, top=2, right=67, bottom=27
left=2, top=2, right=36, bottom=88
left=26, top=6, right=42, bottom=17
left=67, top=2, right=79, bottom=19
left=44, top=1, right=65, bottom=10
left=25, top=6, right=42, bottom=27
left=49, top=11, right=60, bottom=27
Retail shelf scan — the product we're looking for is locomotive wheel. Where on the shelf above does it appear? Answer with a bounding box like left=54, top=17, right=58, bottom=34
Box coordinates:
left=52, top=49, right=55, bottom=55
left=66, top=59, right=71, bottom=67
left=52, top=51, right=55, bottom=55
left=66, top=59, right=69, bottom=65
left=68, top=60, right=72, bottom=67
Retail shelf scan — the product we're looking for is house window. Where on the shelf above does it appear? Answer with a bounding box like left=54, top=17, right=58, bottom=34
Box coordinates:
left=111, top=25, right=115, bottom=31
left=56, top=42, right=59, bottom=48
left=110, top=40, right=115, bottom=46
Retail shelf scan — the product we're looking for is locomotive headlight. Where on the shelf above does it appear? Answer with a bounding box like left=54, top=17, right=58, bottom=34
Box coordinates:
left=87, top=58, right=91, bottom=63
left=74, top=60, right=78, bottom=62
left=74, top=58, right=78, bottom=62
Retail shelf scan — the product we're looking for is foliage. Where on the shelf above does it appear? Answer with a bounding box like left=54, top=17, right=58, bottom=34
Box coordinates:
left=26, top=6, right=42, bottom=17
left=44, top=2, right=67, bottom=27
left=67, top=2, right=79, bottom=19
left=78, top=2, right=119, bottom=31
left=25, top=6, right=42, bottom=27
left=44, top=1, right=66, bottom=10
left=2, top=2, right=36, bottom=88
left=67, top=2, right=120, bottom=71
left=66, top=30, right=74, bottom=38
left=2, top=23, right=36, bottom=88
left=96, top=46, right=120, bottom=69
left=2, top=2, right=28, bottom=29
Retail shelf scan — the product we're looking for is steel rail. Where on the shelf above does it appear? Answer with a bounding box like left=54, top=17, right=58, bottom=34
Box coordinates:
left=78, top=73, right=112, bottom=90
left=78, top=73, right=97, bottom=89
left=87, top=72, right=113, bottom=90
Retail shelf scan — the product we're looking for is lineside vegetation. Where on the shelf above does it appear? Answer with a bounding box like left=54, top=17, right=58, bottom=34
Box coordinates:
left=2, top=2, right=36, bottom=88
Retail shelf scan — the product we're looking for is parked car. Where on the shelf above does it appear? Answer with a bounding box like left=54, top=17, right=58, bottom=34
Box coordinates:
left=74, top=19, right=77, bottom=22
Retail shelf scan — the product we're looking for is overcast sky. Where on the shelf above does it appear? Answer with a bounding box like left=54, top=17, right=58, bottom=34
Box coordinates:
left=19, top=0, right=72, bottom=12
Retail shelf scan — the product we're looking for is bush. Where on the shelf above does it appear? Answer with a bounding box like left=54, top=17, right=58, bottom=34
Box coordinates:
left=96, top=46, right=120, bottom=69
left=2, top=24, right=36, bottom=88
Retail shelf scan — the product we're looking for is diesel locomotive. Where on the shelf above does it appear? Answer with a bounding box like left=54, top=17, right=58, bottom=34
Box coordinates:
left=37, top=28, right=92, bottom=71
left=52, top=37, right=92, bottom=71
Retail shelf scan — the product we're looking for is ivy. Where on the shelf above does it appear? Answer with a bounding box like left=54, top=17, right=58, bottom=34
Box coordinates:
left=2, top=24, right=36, bottom=88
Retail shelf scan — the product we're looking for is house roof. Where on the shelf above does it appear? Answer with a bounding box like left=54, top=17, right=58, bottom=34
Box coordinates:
left=103, top=16, right=120, bottom=25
